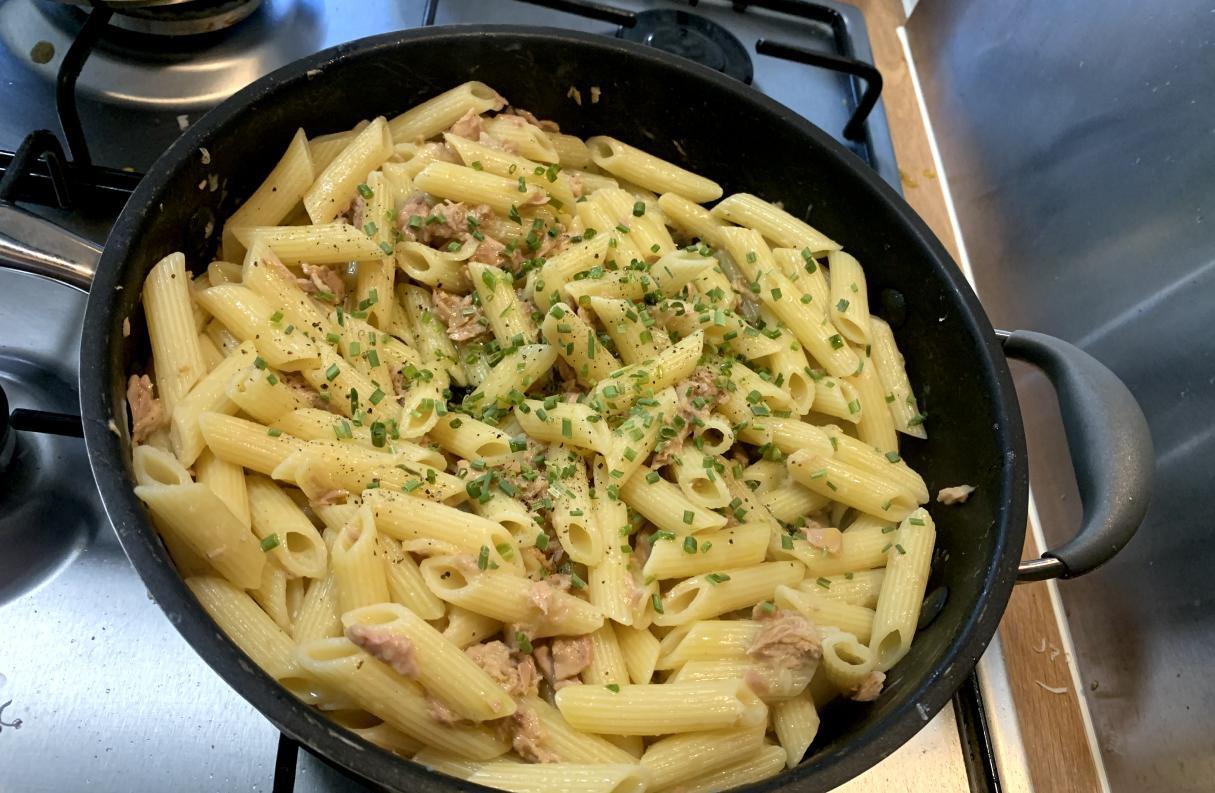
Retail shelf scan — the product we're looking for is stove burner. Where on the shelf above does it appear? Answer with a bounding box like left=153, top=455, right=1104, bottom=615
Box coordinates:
left=0, top=270, right=97, bottom=607
left=64, top=0, right=264, bottom=36
left=618, top=9, right=753, bottom=85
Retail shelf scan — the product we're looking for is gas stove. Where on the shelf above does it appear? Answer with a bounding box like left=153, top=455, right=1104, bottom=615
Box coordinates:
left=0, top=2, right=1012, bottom=791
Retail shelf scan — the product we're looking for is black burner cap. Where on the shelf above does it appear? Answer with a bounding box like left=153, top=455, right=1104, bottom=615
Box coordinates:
left=619, top=10, right=753, bottom=85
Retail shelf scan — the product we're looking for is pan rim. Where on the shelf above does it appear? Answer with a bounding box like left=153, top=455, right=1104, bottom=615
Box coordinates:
left=79, top=24, right=1027, bottom=793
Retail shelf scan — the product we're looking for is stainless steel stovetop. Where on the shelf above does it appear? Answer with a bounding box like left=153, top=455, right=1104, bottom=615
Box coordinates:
left=0, top=1, right=1022, bottom=790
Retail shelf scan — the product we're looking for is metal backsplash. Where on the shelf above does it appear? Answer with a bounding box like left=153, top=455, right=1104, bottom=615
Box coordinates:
left=906, top=1, right=1215, bottom=790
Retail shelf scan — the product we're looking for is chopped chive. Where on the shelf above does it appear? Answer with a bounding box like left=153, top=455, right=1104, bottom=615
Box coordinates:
left=885, top=451, right=901, bottom=463
left=781, top=534, right=794, bottom=550
left=683, top=536, right=697, bottom=554
left=836, top=298, right=850, bottom=313
left=325, top=363, right=340, bottom=381
left=705, top=572, right=731, bottom=584
left=829, top=334, right=845, bottom=350
left=605, top=683, right=621, bottom=693
left=651, top=593, right=664, bottom=614
left=682, top=510, right=694, bottom=525
left=267, top=428, right=282, bottom=437
left=356, top=183, right=373, bottom=199
left=516, top=632, right=533, bottom=653
left=816, top=577, right=832, bottom=589
left=259, top=534, right=280, bottom=552
left=645, top=471, right=660, bottom=484
left=632, top=201, right=646, bottom=217
left=895, top=543, right=907, bottom=554
left=909, top=516, right=926, bottom=526
left=848, top=399, right=861, bottom=414
left=477, top=545, right=490, bottom=570
left=535, top=532, right=549, bottom=550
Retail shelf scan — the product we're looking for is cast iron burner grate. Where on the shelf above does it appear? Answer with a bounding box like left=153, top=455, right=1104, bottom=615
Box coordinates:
left=620, top=8, right=755, bottom=84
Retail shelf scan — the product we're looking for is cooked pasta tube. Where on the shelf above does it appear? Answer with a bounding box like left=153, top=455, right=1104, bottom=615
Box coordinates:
left=786, top=449, right=918, bottom=521
left=870, top=508, right=936, bottom=670
left=587, top=136, right=722, bottom=203
left=186, top=576, right=297, bottom=679
left=199, top=412, right=304, bottom=476
left=616, top=625, right=661, bottom=685
left=222, top=128, right=314, bottom=261
left=618, top=464, right=726, bottom=534
left=588, top=457, right=643, bottom=625
left=515, top=399, right=611, bottom=455
left=342, top=602, right=516, bottom=721
left=387, top=81, right=505, bottom=143
left=653, top=561, right=804, bottom=626
left=555, top=679, right=765, bottom=735
left=668, top=449, right=731, bottom=509
left=194, top=448, right=250, bottom=529
left=378, top=536, right=444, bottom=620
left=668, top=658, right=815, bottom=701
left=674, top=744, right=790, bottom=793
left=296, top=637, right=508, bottom=759
left=330, top=504, right=390, bottom=613
left=134, top=483, right=264, bottom=589
left=468, top=762, right=650, bottom=793
left=419, top=555, right=603, bottom=637
left=362, top=489, right=516, bottom=566
left=232, top=223, right=387, bottom=265
left=245, top=474, right=327, bottom=579
left=544, top=444, right=603, bottom=565
left=655, top=620, right=760, bottom=670
left=541, top=303, right=622, bottom=386
left=144, top=252, right=208, bottom=412
left=869, top=315, right=927, bottom=439
left=775, top=584, right=875, bottom=644
left=640, top=727, right=766, bottom=790
left=642, top=523, right=769, bottom=581
left=772, top=694, right=820, bottom=769
left=848, top=354, right=899, bottom=454
left=710, top=192, right=839, bottom=253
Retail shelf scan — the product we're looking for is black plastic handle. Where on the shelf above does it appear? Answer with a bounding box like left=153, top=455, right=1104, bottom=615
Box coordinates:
left=1000, top=330, right=1153, bottom=581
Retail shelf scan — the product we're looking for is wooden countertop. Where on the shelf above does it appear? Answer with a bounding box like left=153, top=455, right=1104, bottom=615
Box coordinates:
left=849, top=2, right=1104, bottom=791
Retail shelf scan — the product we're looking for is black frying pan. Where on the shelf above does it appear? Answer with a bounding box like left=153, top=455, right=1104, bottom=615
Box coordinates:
left=0, top=27, right=1152, bottom=792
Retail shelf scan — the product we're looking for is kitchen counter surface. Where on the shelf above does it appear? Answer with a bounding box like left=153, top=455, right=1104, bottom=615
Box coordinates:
left=849, top=1, right=1105, bottom=790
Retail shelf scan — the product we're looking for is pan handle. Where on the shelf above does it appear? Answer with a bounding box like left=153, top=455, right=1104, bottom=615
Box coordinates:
left=998, top=330, right=1153, bottom=582
left=0, top=204, right=99, bottom=292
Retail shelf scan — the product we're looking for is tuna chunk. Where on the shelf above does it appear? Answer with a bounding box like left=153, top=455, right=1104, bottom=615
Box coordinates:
left=803, top=526, right=843, bottom=554
left=126, top=374, right=165, bottom=444
left=431, top=289, right=490, bottom=342
left=426, top=695, right=463, bottom=725
left=746, top=609, right=821, bottom=670
left=533, top=635, right=592, bottom=690
left=507, top=108, right=560, bottom=133
left=936, top=484, right=975, bottom=505
left=653, top=365, right=727, bottom=466
left=848, top=670, right=886, bottom=702
left=279, top=370, right=331, bottom=411
left=464, top=640, right=539, bottom=699
left=526, top=575, right=572, bottom=616
left=300, top=262, right=346, bottom=303
left=449, top=108, right=485, bottom=140
left=345, top=623, right=418, bottom=678
left=496, top=705, right=559, bottom=763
